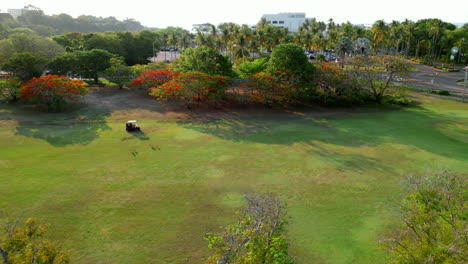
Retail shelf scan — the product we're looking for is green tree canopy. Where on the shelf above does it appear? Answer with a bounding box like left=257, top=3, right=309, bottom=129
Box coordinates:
left=0, top=215, right=69, bottom=264
left=49, top=49, right=114, bottom=83
left=382, top=171, right=467, bottom=263
left=174, top=46, right=235, bottom=76
left=267, top=43, right=314, bottom=82
left=1, top=52, right=49, bottom=81
left=0, top=32, right=64, bottom=64
left=104, top=57, right=133, bottom=89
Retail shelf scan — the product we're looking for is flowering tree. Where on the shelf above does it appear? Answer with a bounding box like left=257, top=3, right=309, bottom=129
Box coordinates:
left=242, top=72, right=298, bottom=107
left=149, top=72, right=227, bottom=107
left=130, top=69, right=178, bottom=89
left=314, top=62, right=362, bottom=104
left=20, top=75, right=87, bottom=111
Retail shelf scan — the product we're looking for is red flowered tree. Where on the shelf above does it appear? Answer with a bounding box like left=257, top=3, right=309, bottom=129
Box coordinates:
left=242, top=72, right=298, bottom=107
left=20, top=75, right=87, bottom=111
left=314, top=62, right=361, bottom=105
left=130, top=70, right=179, bottom=89
left=149, top=72, right=227, bottom=107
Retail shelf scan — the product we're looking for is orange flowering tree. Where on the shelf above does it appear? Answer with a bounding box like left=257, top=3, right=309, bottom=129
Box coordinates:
left=314, top=62, right=362, bottom=105
left=20, top=75, right=87, bottom=111
left=241, top=72, right=299, bottom=107
left=130, top=70, right=179, bottom=89
left=149, top=72, right=227, bottom=107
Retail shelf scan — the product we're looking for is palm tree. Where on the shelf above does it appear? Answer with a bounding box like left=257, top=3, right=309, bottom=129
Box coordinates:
left=178, top=31, right=192, bottom=50
left=428, top=19, right=446, bottom=62
left=388, top=20, right=403, bottom=54
left=371, top=20, right=388, bottom=53
left=401, top=19, right=415, bottom=56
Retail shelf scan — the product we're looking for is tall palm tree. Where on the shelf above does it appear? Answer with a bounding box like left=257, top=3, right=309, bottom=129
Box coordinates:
left=388, top=20, right=403, bottom=54
left=428, top=19, right=446, bottom=61
left=371, top=20, right=388, bottom=53
left=401, top=19, right=415, bottom=56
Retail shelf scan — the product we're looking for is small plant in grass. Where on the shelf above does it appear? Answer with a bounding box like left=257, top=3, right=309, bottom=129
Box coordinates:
left=20, top=75, right=87, bottom=112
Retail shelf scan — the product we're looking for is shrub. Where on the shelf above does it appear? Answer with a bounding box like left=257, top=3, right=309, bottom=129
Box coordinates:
left=20, top=75, right=87, bottom=111
left=437, top=90, right=451, bottom=95
left=383, top=94, right=413, bottom=105
left=235, top=58, right=268, bottom=78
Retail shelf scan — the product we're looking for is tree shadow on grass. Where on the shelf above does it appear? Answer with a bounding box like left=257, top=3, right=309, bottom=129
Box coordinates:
left=0, top=103, right=112, bottom=147
left=177, top=106, right=468, bottom=161
left=0, top=87, right=166, bottom=146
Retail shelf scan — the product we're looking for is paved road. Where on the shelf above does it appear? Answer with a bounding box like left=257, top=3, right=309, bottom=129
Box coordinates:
left=150, top=51, right=180, bottom=62
left=406, top=61, right=467, bottom=94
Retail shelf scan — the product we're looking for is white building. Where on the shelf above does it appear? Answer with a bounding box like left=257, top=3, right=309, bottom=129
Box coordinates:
left=7, top=5, right=42, bottom=19
left=262, top=13, right=307, bottom=33
left=7, top=9, right=24, bottom=19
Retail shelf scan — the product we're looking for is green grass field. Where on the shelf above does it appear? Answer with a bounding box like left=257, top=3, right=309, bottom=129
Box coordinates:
left=1, top=93, right=467, bottom=264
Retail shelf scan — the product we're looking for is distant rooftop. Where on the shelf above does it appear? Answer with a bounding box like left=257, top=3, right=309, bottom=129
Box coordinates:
left=263, top=12, right=306, bottom=18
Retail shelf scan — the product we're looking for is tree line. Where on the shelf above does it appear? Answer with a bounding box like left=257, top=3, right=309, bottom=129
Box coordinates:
left=190, top=18, right=467, bottom=65
left=0, top=6, right=144, bottom=36
left=1, top=7, right=467, bottom=65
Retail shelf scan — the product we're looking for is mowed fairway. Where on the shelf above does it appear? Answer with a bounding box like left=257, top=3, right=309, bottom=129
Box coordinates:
left=1, top=92, right=467, bottom=264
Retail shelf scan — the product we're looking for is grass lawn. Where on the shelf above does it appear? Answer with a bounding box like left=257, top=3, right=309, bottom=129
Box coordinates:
left=0, top=92, right=467, bottom=264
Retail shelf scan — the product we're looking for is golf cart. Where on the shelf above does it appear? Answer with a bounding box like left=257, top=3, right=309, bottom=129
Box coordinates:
left=126, top=120, right=141, bottom=132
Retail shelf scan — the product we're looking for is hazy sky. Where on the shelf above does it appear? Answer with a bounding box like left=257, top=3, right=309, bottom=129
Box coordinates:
left=2, top=0, right=467, bottom=30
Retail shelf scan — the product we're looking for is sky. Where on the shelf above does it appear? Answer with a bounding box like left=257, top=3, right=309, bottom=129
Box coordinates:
left=1, top=0, right=467, bottom=30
